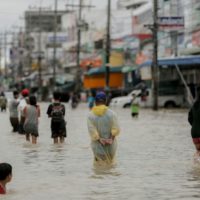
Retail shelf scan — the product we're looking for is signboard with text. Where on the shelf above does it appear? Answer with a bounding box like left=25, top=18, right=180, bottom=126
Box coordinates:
left=158, top=16, right=184, bottom=30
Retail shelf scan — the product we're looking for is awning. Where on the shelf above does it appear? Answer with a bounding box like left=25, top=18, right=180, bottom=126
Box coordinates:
left=86, top=66, right=122, bottom=76
left=179, top=47, right=200, bottom=55
left=121, top=66, right=137, bottom=73
left=139, top=55, right=200, bottom=68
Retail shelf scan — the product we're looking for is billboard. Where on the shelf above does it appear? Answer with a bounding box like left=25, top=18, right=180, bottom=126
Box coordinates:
left=158, top=16, right=184, bottom=30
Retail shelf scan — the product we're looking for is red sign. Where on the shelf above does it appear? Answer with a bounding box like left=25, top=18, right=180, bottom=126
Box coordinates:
left=192, top=29, right=200, bottom=46
left=135, top=52, right=148, bottom=65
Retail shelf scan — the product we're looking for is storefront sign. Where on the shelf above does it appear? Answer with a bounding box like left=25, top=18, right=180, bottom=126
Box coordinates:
left=140, top=67, right=152, bottom=80
left=158, top=16, right=184, bottom=30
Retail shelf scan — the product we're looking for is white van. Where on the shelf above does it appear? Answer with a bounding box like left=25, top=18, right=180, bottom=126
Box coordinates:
left=138, top=88, right=184, bottom=108
left=110, top=88, right=184, bottom=108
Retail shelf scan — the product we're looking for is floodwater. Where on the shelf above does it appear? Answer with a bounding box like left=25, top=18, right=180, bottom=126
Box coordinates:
left=0, top=103, right=199, bottom=199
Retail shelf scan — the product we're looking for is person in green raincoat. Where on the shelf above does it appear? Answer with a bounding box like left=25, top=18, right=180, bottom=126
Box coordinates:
left=87, top=91, right=120, bottom=164
left=131, top=93, right=140, bottom=118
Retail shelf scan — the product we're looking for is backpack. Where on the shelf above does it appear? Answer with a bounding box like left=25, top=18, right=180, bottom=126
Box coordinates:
left=51, top=103, right=64, bottom=123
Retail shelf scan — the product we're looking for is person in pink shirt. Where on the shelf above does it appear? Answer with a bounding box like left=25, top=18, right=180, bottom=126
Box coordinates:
left=0, top=163, right=12, bottom=195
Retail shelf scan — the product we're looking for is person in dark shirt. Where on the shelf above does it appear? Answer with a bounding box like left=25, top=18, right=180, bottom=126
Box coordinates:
left=71, top=92, right=79, bottom=109
left=188, top=87, right=200, bottom=155
left=47, top=91, right=67, bottom=144
left=0, top=92, right=7, bottom=112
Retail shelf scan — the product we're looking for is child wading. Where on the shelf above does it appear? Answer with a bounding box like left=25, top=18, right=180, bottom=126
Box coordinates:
left=131, top=93, right=140, bottom=118
left=0, top=163, right=12, bottom=195
left=23, top=96, right=40, bottom=144
left=47, top=91, right=67, bottom=144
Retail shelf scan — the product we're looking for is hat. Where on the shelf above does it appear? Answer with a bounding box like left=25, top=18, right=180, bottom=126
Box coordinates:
left=21, top=89, right=29, bottom=96
left=95, top=91, right=106, bottom=102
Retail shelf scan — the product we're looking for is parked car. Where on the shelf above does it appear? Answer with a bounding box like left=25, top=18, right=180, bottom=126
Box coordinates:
left=109, top=89, right=141, bottom=108
left=109, top=88, right=184, bottom=108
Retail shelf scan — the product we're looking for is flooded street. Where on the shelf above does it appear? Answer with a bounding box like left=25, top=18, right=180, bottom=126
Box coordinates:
left=0, top=103, right=199, bottom=199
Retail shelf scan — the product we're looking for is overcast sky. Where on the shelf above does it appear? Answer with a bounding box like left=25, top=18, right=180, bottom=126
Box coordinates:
left=0, top=0, right=118, bottom=31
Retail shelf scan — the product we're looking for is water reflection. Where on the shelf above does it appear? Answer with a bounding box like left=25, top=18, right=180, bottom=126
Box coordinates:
left=48, top=144, right=66, bottom=162
left=22, top=144, right=40, bottom=166
left=188, top=164, right=200, bottom=182
left=182, top=164, right=200, bottom=199
left=46, top=144, right=67, bottom=176
left=87, top=165, right=122, bottom=200
left=92, top=163, right=120, bottom=176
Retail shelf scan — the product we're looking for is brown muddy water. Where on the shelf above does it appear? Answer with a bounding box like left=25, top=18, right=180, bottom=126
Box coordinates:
left=0, top=103, right=199, bottom=200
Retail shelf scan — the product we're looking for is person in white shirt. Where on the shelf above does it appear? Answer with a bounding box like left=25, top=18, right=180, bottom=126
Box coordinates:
left=18, top=89, right=29, bottom=134
left=8, top=91, right=20, bottom=132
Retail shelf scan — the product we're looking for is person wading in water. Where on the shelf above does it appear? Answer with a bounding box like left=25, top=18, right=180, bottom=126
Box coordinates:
left=87, top=91, right=120, bottom=165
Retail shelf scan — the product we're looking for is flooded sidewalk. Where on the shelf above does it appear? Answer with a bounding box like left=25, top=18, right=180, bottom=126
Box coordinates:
left=0, top=103, right=199, bottom=200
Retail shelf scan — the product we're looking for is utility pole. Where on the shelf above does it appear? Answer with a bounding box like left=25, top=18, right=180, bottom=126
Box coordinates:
left=4, top=32, right=7, bottom=77
left=0, top=38, right=2, bottom=76
left=53, top=0, right=58, bottom=90
left=105, top=0, right=111, bottom=91
left=26, top=10, right=33, bottom=75
left=37, top=6, right=42, bottom=98
left=75, top=0, right=83, bottom=93
left=171, top=31, right=178, bottom=57
left=152, top=0, right=159, bottom=110
left=71, top=1, right=94, bottom=93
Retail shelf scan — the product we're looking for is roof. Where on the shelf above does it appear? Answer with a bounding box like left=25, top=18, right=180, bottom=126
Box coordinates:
left=139, top=56, right=200, bottom=68
left=86, top=66, right=122, bottom=76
